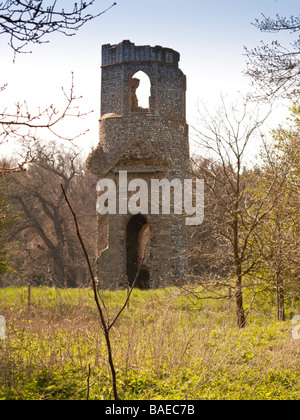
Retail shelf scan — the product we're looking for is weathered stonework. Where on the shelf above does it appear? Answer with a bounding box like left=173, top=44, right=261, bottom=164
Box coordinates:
left=87, top=40, right=190, bottom=289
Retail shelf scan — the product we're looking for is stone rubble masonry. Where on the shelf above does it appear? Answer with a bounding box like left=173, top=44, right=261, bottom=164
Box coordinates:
left=87, top=40, right=191, bottom=289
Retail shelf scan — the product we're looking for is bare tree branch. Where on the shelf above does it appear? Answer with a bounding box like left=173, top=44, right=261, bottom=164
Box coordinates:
left=0, top=72, right=92, bottom=174
left=0, top=1, right=117, bottom=56
left=245, top=13, right=300, bottom=99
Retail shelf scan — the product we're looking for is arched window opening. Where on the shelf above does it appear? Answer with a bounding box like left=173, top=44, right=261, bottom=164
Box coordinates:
left=130, top=71, right=151, bottom=113
left=126, top=214, right=150, bottom=289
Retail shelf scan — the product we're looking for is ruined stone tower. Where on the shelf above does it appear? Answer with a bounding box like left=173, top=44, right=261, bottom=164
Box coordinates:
left=87, top=40, right=190, bottom=289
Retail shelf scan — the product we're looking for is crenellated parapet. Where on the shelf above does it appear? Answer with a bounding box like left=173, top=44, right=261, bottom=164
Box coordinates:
left=102, top=40, right=180, bottom=67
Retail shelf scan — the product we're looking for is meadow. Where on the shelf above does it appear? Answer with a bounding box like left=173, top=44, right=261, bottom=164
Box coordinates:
left=0, top=285, right=300, bottom=400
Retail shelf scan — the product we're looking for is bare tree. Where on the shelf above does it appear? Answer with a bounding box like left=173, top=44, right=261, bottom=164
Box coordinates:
left=0, top=73, right=91, bottom=174
left=4, top=140, right=97, bottom=287
left=0, top=174, right=14, bottom=274
left=245, top=13, right=300, bottom=99
left=0, top=1, right=116, bottom=174
left=0, top=1, right=117, bottom=55
left=191, top=97, right=277, bottom=328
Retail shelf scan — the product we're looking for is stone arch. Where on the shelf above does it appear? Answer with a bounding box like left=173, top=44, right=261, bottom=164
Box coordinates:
left=126, top=214, right=150, bottom=289
left=129, top=70, right=152, bottom=112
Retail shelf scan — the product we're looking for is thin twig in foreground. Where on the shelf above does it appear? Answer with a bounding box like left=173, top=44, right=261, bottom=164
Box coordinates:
left=61, top=184, right=119, bottom=400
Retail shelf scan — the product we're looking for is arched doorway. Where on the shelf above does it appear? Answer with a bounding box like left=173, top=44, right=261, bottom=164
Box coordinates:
left=126, top=214, right=150, bottom=289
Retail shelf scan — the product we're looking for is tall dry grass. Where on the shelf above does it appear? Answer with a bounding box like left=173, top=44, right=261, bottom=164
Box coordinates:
left=0, top=286, right=300, bottom=399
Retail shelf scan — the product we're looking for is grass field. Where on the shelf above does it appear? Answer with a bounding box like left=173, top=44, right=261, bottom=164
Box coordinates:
left=0, top=286, right=300, bottom=400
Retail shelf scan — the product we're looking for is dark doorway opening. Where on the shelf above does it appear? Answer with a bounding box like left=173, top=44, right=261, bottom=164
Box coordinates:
left=126, top=214, right=150, bottom=289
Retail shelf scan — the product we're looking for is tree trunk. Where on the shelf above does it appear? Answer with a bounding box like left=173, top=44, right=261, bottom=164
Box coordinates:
left=235, top=269, right=246, bottom=329
left=233, top=202, right=246, bottom=329
left=275, top=215, right=285, bottom=322
left=53, top=254, right=67, bottom=288
left=276, top=270, right=285, bottom=321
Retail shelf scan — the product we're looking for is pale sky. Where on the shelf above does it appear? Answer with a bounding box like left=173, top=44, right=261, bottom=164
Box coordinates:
left=0, top=0, right=298, bottom=157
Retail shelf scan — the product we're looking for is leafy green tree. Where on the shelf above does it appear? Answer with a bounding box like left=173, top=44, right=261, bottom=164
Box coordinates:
left=254, top=104, right=300, bottom=320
